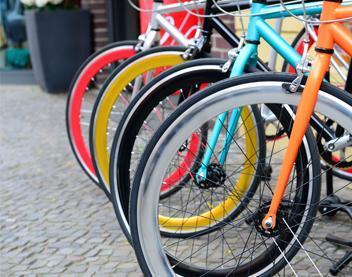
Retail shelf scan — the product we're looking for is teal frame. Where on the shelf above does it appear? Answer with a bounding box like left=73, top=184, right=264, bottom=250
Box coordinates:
left=197, top=0, right=324, bottom=181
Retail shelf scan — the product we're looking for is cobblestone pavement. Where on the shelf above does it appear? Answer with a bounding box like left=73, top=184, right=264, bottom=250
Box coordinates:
left=0, top=85, right=351, bottom=276
left=0, top=86, right=141, bottom=276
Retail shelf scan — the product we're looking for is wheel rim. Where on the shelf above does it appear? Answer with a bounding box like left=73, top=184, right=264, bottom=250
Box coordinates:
left=130, top=77, right=352, bottom=276
left=68, top=45, right=136, bottom=181
left=92, top=51, right=186, bottom=192
left=158, top=107, right=258, bottom=232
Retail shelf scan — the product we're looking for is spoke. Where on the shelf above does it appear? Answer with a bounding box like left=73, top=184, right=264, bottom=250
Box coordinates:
left=271, top=237, right=298, bottom=277
left=282, top=218, right=323, bottom=276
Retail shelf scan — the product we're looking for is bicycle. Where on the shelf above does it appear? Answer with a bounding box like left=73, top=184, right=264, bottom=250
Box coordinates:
left=66, top=0, right=222, bottom=185
left=88, top=0, right=276, bottom=197
left=128, top=0, right=352, bottom=275
left=91, top=0, right=343, bottom=198
left=107, top=0, right=349, bottom=242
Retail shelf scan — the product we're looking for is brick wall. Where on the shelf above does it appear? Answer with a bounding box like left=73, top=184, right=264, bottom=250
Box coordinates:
left=210, top=15, right=235, bottom=59
left=81, top=0, right=109, bottom=50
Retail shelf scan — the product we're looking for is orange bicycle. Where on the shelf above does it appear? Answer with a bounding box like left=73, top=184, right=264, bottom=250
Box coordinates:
left=127, top=0, right=352, bottom=275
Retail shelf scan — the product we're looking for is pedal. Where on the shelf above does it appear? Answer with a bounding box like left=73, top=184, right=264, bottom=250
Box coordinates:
left=319, top=195, right=340, bottom=217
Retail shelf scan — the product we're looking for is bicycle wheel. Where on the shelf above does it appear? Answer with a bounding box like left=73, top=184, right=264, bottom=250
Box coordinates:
left=66, top=40, right=137, bottom=184
left=89, top=46, right=191, bottom=196
left=109, top=58, right=266, bottom=240
left=130, top=73, right=352, bottom=276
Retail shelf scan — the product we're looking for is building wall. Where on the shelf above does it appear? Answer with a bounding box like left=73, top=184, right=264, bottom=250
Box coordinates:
left=81, top=0, right=109, bottom=50
left=211, top=15, right=236, bottom=59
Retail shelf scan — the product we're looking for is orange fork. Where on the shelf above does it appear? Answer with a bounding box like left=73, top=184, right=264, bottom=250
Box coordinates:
left=262, top=0, right=352, bottom=230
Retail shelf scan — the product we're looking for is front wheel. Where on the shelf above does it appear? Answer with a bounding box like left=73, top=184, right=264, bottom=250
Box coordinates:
left=89, top=46, right=191, bottom=197
left=130, top=73, right=352, bottom=276
left=109, top=58, right=266, bottom=242
left=66, top=40, right=138, bottom=184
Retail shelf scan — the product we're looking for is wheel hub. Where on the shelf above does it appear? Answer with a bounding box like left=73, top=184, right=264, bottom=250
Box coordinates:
left=198, top=163, right=226, bottom=189
left=249, top=201, right=290, bottom=238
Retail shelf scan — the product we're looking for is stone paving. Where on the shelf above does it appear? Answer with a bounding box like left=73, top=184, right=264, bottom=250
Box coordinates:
left=0, top=85, right=141, bottom=276
left=0, top=85, right=351, bottom=276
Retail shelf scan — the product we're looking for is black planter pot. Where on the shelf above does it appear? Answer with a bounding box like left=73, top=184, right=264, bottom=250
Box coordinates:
left=25, top=9, right=92, bottom=93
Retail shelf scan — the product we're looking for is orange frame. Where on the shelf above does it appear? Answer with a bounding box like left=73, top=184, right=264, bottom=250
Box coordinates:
left=263, top=0, right=352, bottom=229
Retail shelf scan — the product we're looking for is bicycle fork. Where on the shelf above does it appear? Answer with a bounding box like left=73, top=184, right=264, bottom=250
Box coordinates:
left=196, top=44, right=257, bottom=183
left=262, top=0, right=352, bottom=229
left=262, top=52, right=331, bottom=230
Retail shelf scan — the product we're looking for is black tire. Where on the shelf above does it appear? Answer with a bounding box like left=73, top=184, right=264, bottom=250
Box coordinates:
left=109, top=58, right=267, bottom=242
left=130, top=73, right=324, bottom=276
left=89, top=46, right=189, bottom=199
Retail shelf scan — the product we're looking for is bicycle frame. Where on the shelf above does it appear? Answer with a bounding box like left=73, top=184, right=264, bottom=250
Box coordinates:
left=197, top=0, right=328, bottom=180
left=139, top=0, right=205, bottom=49
left=262, top=0, right=352, bottom=229
left=132, top=0, right=256, bottom=94
left=285, top=21, right=349, bottom=81
left=138, top=0, right=254, bottom=51
left=305, top=22, right=349, bottom=81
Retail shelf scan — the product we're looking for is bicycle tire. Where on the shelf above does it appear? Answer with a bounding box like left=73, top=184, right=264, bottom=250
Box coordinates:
left=130, top=72, right=352, bottom=276
left=66, top=40, right=138, bottom=184
left=109, top=58, right=266, bottom=241
left=89, top=46, right=191, bottom=197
